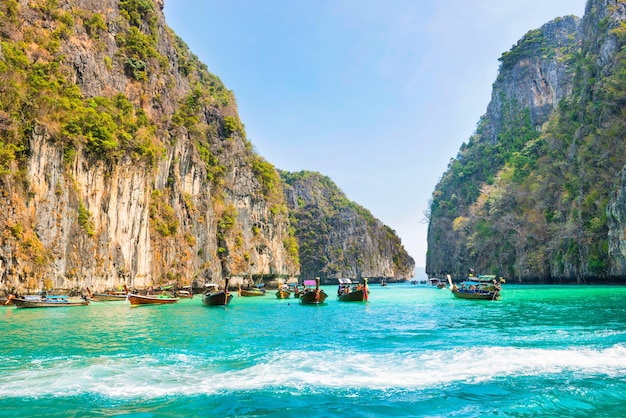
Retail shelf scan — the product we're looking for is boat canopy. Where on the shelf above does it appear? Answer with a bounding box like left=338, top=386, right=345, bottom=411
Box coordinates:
left=303, top=280, right=317, bottom=286
left=460, top=280, right=492, bottom=286
left=338, top=278, right=352, bottom=284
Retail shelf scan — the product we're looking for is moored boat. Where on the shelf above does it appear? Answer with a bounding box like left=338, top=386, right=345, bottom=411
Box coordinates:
left=289, top=283, right=303, bottom=298
left=447, top=274, right=503, bottom=300
left=124, top=285, right=179, bottom=306
left=174, top=289, right=193, bottom=299
left=299, top=277, right=327, bottom=305
left=275, top=284, right=291, bottom=299
left=202, top=279, right=233, bottom=306
left=9, top=293, right=89, bottom=308
left=429, top=278, right=447, bottom=288
left=238, top=284, right=266, bottom=297
left=337, top=278, right=369, bottom=302
left=86, top=287, right=127, bottom=302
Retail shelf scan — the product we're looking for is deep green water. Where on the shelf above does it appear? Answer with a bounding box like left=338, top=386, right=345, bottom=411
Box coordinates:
left=1, top=284, right=626, bottom=417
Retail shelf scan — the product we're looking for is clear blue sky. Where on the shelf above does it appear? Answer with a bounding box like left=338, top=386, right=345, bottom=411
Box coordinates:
left=163, top=0, right=587, bottom=270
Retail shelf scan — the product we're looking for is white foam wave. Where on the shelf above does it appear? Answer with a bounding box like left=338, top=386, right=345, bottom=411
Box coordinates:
left=1, top=344, right=626, bottom=398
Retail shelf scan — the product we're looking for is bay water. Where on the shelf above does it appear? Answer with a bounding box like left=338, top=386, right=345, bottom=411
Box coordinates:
left=1, top=284, right=626, bottom=417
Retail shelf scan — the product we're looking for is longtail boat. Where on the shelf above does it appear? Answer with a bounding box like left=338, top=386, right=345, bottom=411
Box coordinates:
left=124, top=285, right=179, bottom=306
left=238, top=284, right=266, bottom=297
left=174, top=289, right=193, bottom=299
left=299, top=277, right=327, bottom=305
left=448, top=274, right=503, bottom=300
left=9, top=293, right=89, bottom=308
left=275, top=284, right=291, bottom=299
left=337, top=278, right=369, bottom=302
left=86, top=287, right=127, bottom=302
left=202, top=278, right=233, bottom=306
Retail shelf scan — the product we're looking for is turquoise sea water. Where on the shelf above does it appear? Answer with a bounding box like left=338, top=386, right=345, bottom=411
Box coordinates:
left=1, top=284, right=626, bottom=417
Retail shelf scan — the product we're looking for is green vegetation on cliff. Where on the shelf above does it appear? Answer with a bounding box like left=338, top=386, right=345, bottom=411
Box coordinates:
left=281, top=170, right=414, bottom=283
left=427, top=7, right=626, bottom=283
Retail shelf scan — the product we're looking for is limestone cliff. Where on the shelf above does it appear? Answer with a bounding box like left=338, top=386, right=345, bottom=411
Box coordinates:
left=428, top=0, right=626, bottom=283
left=427, top=15, right=581, bottom=280
left=281, top=171, right=415, bottom=284
left=0, top=0, right=298, bottom=293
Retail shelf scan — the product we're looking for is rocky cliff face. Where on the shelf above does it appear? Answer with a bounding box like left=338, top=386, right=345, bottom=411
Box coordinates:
left=426, top=16, right=581, bottom=280
left=598, top=0, right=626, bottom=276
left=0, top=0, right=298, bottom=293
left=481, top=16, right=581, bottom=144
left=281, top=171, right=414, bottom=284
left=428, top=0, right=626, bottom=283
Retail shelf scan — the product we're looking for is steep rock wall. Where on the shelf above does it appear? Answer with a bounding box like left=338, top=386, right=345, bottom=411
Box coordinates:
left=0, top=0, right=297, bottom=293
left=281, top=171, right=414, bottom=284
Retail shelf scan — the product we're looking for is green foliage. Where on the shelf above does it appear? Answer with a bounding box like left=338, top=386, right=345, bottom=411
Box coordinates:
left=10, top=222, right=23, bottom=238
left=57, top=94, right=163, bottom=164
left=1, top=0, right=19, bottom=22
left=84, top=13, right=107, bottom=39
left=218, top=205, right=237, bottom=231
left=222, top=116, right=240, bottom=137
left=150, top=190, right=179, bottom=237
left=78, top=201, right=94, bottom=236
left=119, top=0, right=155, bottom=27
left=0, top=141, right=20, bottom=175
left=251, top=155, right=280, bottom=194
left=197, top=142, right=225, bottom=184
left=124, top=57, right=147, bottom=80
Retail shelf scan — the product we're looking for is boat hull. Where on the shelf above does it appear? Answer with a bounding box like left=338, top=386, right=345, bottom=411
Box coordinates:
left=452, top=290, right=499, bottom=300
left=239, top=289, right=265, bottom=297
left=127, top=294, right=179, bottom=306
left=91, top=293, right=127, bottom=302
left=202, top=292, right=233, bottom=306
left=276, top=290, right=290, bottom=299
left=299, top=290, right=328, bottom=304
left=12, top=298, right=89, bottom=308
left=338, top=289, right=366, bottom=302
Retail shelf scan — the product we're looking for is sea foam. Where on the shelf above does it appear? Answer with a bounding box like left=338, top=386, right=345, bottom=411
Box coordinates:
left=1, top=344, right=625, bottom=398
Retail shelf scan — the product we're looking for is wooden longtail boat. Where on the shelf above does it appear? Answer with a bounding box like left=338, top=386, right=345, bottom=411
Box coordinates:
left=174, top=290, right=193, bottom=299
left=238, top=285, right=266, bottom=297
left=9, top=294, right=89, bottom=308
left=447, top=274, right=503, bottom=300
left=275, top=284, right=291, bottom=299
left=86, top=287, right=127, bottom=302
left=127, top=293, right=179, bottom=306
left=337, top=278, right=369, bottom=302
left=202, top=278, right=233, bottom=306
left=299, top=277, right=328, bottom=305
left=124, top=285, right=179, bottom=306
